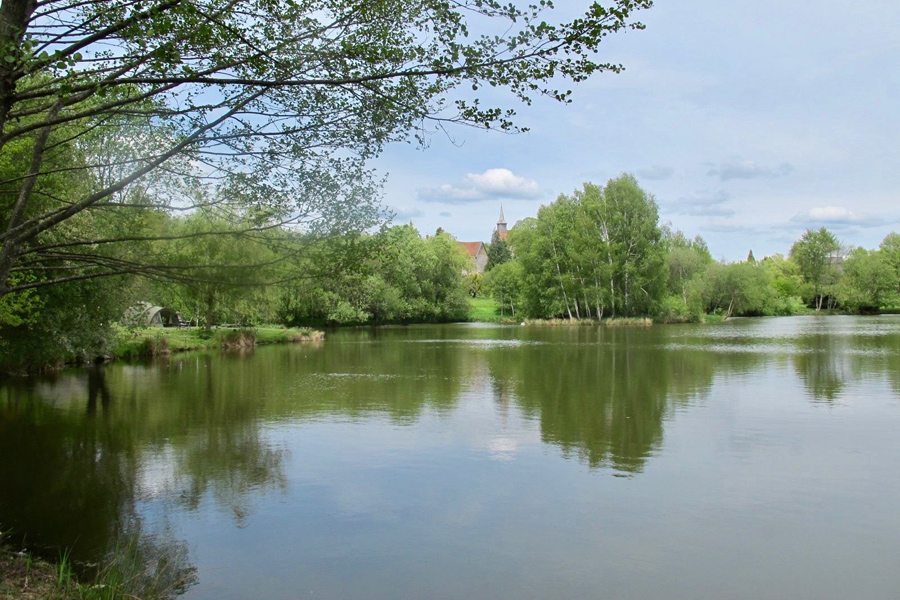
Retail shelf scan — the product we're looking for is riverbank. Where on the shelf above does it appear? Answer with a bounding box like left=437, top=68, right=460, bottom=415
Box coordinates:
left=0, top=529, right=193, bottom=600
left=468, top=297, right=718, bottom=326
left=0, top=542, right=66, bottom=600
left=464, top=296, right=900, bottom=325
left=111, top=325, right=324, bottom=360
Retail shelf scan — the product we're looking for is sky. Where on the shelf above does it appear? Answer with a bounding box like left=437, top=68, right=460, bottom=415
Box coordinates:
left=373, top=0, right=900, bottom=261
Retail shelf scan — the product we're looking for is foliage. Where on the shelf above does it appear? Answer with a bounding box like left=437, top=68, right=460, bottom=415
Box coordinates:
left=880, top=232, right=900, bottom=292
left=464, top=272, right=485, bottom=298
left=274, top=225, right=470, bottom=326
left=789, top=228, right=841, bottom=311
left=662, top=225, right=711, bottom=317
left=0, top=0, right=654, bottom=300
left=485, top=229, right=512, bottom=271
left=656, top=294, right=701, bottom=323
left=835, top=248, right=899, bottom=312
left=699, top=261, right=772, bottom=319
left=0, top=276, right=128, bottom=371
left=510, top=174, right=667, bottom=319
left=484, top=260, right=525, bottom=317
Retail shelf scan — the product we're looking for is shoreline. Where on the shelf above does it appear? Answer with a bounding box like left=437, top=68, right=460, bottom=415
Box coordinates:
left=111, top=325, right=325, bottom=360
left=0, top=326, right=325, bottom=377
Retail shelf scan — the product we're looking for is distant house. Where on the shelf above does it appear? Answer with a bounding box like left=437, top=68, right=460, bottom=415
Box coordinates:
left=454, top=207, right=510, bottom=274
left=458, top=241, right=488, bottom=274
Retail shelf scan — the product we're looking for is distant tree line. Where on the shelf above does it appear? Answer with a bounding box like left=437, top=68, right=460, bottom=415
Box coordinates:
left=4, top=167, right=899, bottom=371
left=0, top=209, right=471, bottom=370
left=482, top=174, right=900, bottom=321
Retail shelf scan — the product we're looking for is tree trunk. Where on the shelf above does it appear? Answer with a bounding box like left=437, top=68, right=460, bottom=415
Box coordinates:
left=205, top=290, right=215, bottom=333
left=724, top=297, right=735, bottom=320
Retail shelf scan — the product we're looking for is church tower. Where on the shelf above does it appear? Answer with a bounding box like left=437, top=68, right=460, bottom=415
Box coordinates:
left=496, top=205, right=508, bottom=240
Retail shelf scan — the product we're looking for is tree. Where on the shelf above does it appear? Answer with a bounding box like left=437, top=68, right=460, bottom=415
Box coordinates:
left=485, top=229, right=511, bottom=271
left=789, top=228, right=841, bottom=311
left=880, top=232, right=900, bottom=293
left=164, top=210, right=280, bottom=331
left=699, top=261, right=770, bottom=319
left=509, top=175, right=666, bottom=319
left=0, top=0, right=653, bottom=301
left=577, top=175, right=667, bottom=317
left=272, top=224, right=469, bottom=325
left=836, top=248, right=899, bottom=313
left=485, top=260, right=524, bottom=316
left=662, top=226, right=711, bottom=307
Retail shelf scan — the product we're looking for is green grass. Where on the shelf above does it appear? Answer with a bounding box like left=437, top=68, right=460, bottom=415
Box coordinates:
left=1, top=533, right=194, bottom=600
left=111, top=325, right=323, bottom=360
left=468, top=297, right=499, bottom=321
left=467, top=297, right=519, bottom=323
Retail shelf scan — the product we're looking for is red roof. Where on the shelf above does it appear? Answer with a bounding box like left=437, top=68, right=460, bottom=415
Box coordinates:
left=457, top=241, right=484, bottom=258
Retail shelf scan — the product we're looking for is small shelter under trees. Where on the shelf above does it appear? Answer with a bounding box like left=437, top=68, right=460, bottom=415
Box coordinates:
left=122, top=302, right=185, bottom=328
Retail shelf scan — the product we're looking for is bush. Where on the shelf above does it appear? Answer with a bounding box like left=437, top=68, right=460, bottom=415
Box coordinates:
left=213, top=328, right=257, bottom=348
left=655, top=295, right=701, bottom=323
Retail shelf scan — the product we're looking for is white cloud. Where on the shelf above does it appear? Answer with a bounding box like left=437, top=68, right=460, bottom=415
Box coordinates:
left=417, top=168, right=541, bottom=204
left=465, top=168, right=541, bottom=197
left=789, top=206, right=886, bottom=229
left=707, top=160, right=795, bottom=181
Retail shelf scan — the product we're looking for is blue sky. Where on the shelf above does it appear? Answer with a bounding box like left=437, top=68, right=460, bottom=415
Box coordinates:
left=373, top=0, right=899, bottom=261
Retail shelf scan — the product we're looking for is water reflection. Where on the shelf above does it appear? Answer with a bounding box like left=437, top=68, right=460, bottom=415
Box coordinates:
left=0, top=317, right=899, bottom=599
left=792, top=335, right=847, bottom=402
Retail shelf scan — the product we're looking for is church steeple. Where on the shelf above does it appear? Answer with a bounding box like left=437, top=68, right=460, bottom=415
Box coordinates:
left=496, top=205, right=508, bottom=240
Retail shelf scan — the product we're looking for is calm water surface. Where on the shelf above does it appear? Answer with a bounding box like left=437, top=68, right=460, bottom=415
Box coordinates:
left=2, top=316, right=900, bottom=599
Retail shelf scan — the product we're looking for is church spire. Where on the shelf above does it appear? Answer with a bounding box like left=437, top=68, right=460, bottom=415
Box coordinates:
left=496, top=205, right=508, bottom=240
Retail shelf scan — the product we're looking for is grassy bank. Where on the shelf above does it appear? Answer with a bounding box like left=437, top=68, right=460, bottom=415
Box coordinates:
left=111, top=325, right=324, bottom=360
left=521, top=316, right=654, bottom=327
left=1, top=529, right=194, bottom=600
left=0, top=543, right=65, bottom=600
left=467, top=297, right=519, bottom=323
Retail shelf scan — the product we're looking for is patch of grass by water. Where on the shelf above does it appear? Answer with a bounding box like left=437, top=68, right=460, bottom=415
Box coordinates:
left=468, top=297, right=519, bottom=323
left=111, top=325, right=323, bottom=360
left=1, top=529, right=195, bottom=600
left=521, top=317, right=653, bottom=327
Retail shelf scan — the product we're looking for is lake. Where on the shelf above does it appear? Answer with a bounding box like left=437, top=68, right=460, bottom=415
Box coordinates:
left=2, top=316, right=899, bottom=599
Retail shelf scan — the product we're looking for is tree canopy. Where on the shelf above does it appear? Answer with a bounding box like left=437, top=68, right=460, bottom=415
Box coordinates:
left=508, top=174, right=666, bottom=319
left=0, top=0, right=654, bottom=299
left=790, top=228, right=841, bottom=311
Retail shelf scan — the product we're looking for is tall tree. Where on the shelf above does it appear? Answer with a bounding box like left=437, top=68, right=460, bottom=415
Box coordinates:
left=789, top=228, right=841, bottom=311
left=880, top=232, right=900, bottom=293
left=662, top=226, right=711, bottom=307
left=485, top=229, right=511, bottom=271
left=0, top=0, right=653, bottom=300
left=510, top=175, right=666, bottom=319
